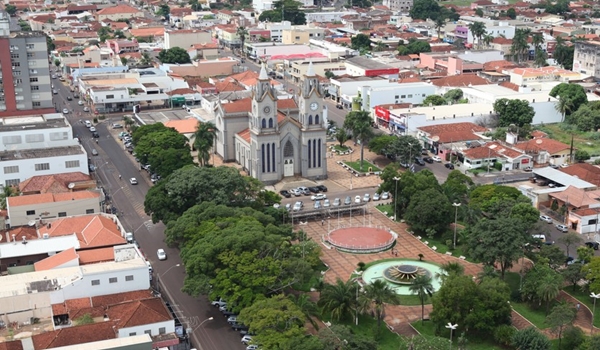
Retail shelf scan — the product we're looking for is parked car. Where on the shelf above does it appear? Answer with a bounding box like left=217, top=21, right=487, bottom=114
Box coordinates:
left=130, top=178, right=138, bottom=185
left=83, top=106, right=90, bottom=112
left=323, top=199, right=331, bottom=208
left=290, top=188, right=301, bottom=196
left=432, top=156, right=442, bottom=162
left=293, top=201, right=303, bottom=212
left=279, top=190, right=291, bottom=198
left=241, top=335, right=253, bottom=345
left=539, top=215, right=553, bottom=224
left=423, top=157, right=434, bottom=164
left=363, top=193, right=371, bottom=202
left=381, top=192, right=390, bottom=200
left=62, top=108, right=69, bottom=114
left=112, top=123, right=124, bottom=129
left=66, top=96, right=72, bottom=101
left=227, top=316, right=238, bottom=324
left=89, top=127, right=96, bottom=132
left=414, top=157, right=425, bottom=166
left=91, top=149, right=98, bottom=156
left=336, top=104, right=343, bottom=109
left=247, top=345, right=259, bottom=350
left=92, top=132, right=100, bottom=138
left=373, top=193, right=380, bottom=201
left=78, top=100, right=84, bottom=106
left=354, top=195, right=361, bottom=204
left=211, top=299, right=227, bottom=307
left=555, top=224, right=569, bottom=232
left=333, top=198, right=341, bottom=207
left=314, top=200, right=322, bottom=210
left=157, top=249, right=167, bottom=260
left=308, top=186, right=320, bottom=193
left=445, top=163, right=455, bottom=170
left=311, top=193, right=327, bottom=201
left=316, top=185, right=328, bottom=192
left=344, top=196, right=352, bottom=205
left=585, top=242, right=600, bottom=250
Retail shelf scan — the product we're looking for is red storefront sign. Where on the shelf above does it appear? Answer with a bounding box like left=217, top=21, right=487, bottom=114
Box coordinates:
left=521, top=158, right=530, bottom=164
left=375, top=106, right=390, bottom=121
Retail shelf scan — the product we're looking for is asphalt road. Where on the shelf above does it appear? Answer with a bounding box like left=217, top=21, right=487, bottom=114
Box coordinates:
left=52, top=74, right=246, bottom=350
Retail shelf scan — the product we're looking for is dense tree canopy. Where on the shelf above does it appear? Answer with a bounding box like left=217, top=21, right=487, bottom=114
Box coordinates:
left=158, top=47, right=192, bottom=64
left=569, top=102, right=600, bottom=131
left=511, top=327, right=551, bottom=350
left=404, top=188, right=452, bottom=235
left=422, top=94, right=446, bottom=106
left=132, top=123, right=193, bottom=177
left=396, top=38, right=431, bottom=55
left=258, top=0, right=306, bottom=24
left=144, top=165, right=263, bottom=224
left=549, top=83, right=588, bottom=114
left=350, top=33, right=372, bottom=51
left=493, top=98, right=535, bottom=127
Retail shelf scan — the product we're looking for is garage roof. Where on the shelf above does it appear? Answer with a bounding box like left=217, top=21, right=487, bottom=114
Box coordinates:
left=533, top=166, right=596, bottom=189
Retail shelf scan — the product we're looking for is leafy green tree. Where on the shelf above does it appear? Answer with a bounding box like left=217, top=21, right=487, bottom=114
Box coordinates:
left=555, top=95, right=575, bottom=123
left=238, top=294, right=306, bottom=350
left=133, top=126, right=193, bottom=177
left=511, top=327, right=551, bottom=350
left=570, top=104, right=600, bottom=131
left=358, top=280, right=400, bottom=330
left=468, top=217, right=528, bottom=279
left=430, top=274, right=478, bottom=334
left=289, top=294, right=320, bottom=330
left=343, top=111, right=373, bottom=171
left=324, top=71, right=335, bottom=79
left=579, top=333, right=600, bottom=350
left=554, top=37, right=574, bottom=70
left=443, top=89, right=463, bottom=102
left=494, top=324, right=516, bottom=347
left=561, top=325, right=585, bottom=350
left=493, top=98, right=535, bottom=127
left=285, top=335, right=324, bottom=350
left=397, top=38, right=431, bottom=55
left=409, top=274, right=433, bottom=325
left=258, top=0, right=306, bottom=24
left=377, top=163, right=401, bottom=197
left=350, top=33, right=371, bottom=51
left=539, top=244, right=567, bottom=270
left=5, top=4, right=17, bottom=16
left=468, top=184, right=523, bottom=212
left=409, top=0, right=441, bottom=20
left=507, top=7, right=517, bottom=19
left=319, top=279, right=358, bottom=322
left=466, top=277, right=512, bottom=333
left=562, top=262, right=584, bottom=291
left=158, top=47, right=191, bottom=64
left=422, top=94, right=446, bottom=106
left=583, top=256, right=600, bottom=293
left=350, top=0, right=372, bottom=8
left=0, top=185, right=19, bottom=210
left=468, top=21, right=487, bottom=49
left=557, top=232, right=583, bottom=258
left=317, top=324, right=377, bottom=350
left=546, top=303, right=576, bottom=349
left=393, top=169, right=441, bottom=219
left=368, top=134, right=396, bottom=155
left=578, top=245, right=595, bottom=264
left=193, top=121, right=216, bottom=167
left=442, top=170, right=473, bottom=203
left=575, top=150, right=591, bottom=162
left=475, top=8, right=483, bottom=17
left=550, top=83, right=588, bottom=115
left=157, top=4, right=170, bottom=19
left=387, top=135, right=422, bottom=164
left=404, top=188, right=452, bottom=235
left=335, top=129, right=349, bottom=147
left=436, top=261, right=465, bottom=282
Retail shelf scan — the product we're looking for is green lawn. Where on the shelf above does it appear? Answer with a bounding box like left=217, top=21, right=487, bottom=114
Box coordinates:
left=504, top=272, right=554, bottom=329
left=375, top=204, right=394, bottom=218
left=412, top=320, right=505, bottom=350
left=562, top=287, right=600, bottom=328
left=537, top=124, right=600, bottom=157
left=332, top=145, right=350, bottom=153
left=345, top=160, right=381, bottom=173
left=323, top=313, right=402, bottom=350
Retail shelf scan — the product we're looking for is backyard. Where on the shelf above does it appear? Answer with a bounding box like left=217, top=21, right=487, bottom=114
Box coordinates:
left=537, top=124, right=600, bottom=157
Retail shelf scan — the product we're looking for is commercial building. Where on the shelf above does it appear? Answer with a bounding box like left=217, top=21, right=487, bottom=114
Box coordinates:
left=382, top=0, right=413, bottom=12
left=572, top=40, right=600, bottom=78
left=344, top=56, right=399, bottom=78
left=281, top=26, right=326, bottom=45
left=164, top=29, right=213, bottom=50
left=0, top=11, right=54, bottom=117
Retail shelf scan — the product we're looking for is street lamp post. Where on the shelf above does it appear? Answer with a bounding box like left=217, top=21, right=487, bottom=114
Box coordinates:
left=192, top=316, right=214, bottom=332
left=156, top=263, right=180, bottom=293
left=393, top=176, right=400, bottom=221
left=452, top=203, right=461, bottom=249
left=446, top=323, right=458, bottom=350
left=591, top=293, right=600, bottom=334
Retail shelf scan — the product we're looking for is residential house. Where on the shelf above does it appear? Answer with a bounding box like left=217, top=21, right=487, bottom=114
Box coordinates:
left=559, top=163, right=600, bottom=187
left=545, top=185, right=600, bottom=233
left=164, top=29, right=213, bottom=50
left=281, top=26, right=326, bottom=45
left=96, top=4, right=144, bottom=21
left=416, top=122, right=489, bottom=160
left=289, top=60, right=346, bottom=83
left=512, top=137, right=572, bottom=166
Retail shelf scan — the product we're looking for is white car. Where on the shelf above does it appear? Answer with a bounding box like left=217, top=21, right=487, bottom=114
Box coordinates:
left=78, top=100, right=84, bottom=106
left=381, top=192, right=390, bottom=200
left=333, top=198, right=341, bottom=207
left=540, top=215, right=552, bottom=224
left=130, top=178, right=138, bottom=185
left=354, top=195, right=361, bottom=204
left=62, top=108, right=69, bottom=114
left=432, top=156, right=442, bottom=162
left=83, top=106, right=90, bottom=112
left=227, top=316, right=238, bottom=324
left=89, top=127, right=96, bottom=132
left=211, top=299, right=226, bottom=307
left=293, top=201, right=303, bottom=212
left=246, top=346, right=259, bottom=350
left=157, top=249, right=167, bottom=260
left=373, top=193, right=380, bottom=201
left=241, top=335, right=253, bottom=344
left=289, top=188, right=301, bottom=196
left=556, top=224, right=569, bottom=232
left=311, top=193, right=327, bottom=201
left=363, top=193, right=371, bottom=202
left=323, top=199, right=330, bottom=208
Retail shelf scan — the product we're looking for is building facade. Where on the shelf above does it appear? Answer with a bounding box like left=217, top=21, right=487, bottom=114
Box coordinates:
left=573, top=40, right=600, bottom=78
left=382, top=0, right=413, bottom=12
left=0, top=11, right=54, bottom=117
left=216, top=63, right=328, bottom=184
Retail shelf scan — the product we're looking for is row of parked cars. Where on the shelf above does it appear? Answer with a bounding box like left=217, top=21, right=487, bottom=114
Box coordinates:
left=280, top=185, right=328, bottom=198
left=290, top=191, right=391, bottom=211
left=210, top=299, right=258, bottom=350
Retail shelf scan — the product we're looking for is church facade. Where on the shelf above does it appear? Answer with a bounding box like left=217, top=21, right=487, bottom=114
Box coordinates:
left=214, top=63, right=328, bottom=184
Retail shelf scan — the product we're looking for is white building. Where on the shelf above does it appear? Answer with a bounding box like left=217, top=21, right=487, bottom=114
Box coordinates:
left=306, top=11, right=351, bottom=24
left=0, top=114, right=77, bottom=151
left=359, top=82, right=437, bottom=112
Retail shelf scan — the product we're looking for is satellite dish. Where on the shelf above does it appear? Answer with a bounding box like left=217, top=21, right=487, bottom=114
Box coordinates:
left=68, top=183, right=75, bottom=189
left=28, top=220, right=36, bottom=226
left=536, top=139, right=542, bottom=144
left=431, top=135, right=440, bottom=142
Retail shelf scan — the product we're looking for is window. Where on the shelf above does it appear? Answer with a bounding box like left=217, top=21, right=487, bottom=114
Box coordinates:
left=125, top=275, right=134, bottom=281
left=401, top=95, right=406, bottom=98
left=408, top=94, right=413, bottom=98
left=29, top=77, right=38, bottom=82
left=10, top=53, right=19, bottom=59
left=129, top=332, right=136, bottom=336
left=26, top=134, right=44, bottom=143
left=65, top=160, right=80, bottom=168
left=26, top=210, right=35, bottom=215
left=109, top=277, right=118, bottom=283
left=91, top=279, right=100, bottom=286
left=268, top=118, right=273, bottom=128
left=50, top=132, right=68, bottom=141
left=3, top=166, right=18, bottom=174
left=159, top=327, right=166, bottom=335
left=144, top=330, right=151, bottom=335
left=5, top=179, right=19, bottom=187
left=11, top=62, right=20, bottom=67
left=261, top=119, right=266, bottom=128
left=12, top=71, right=21, bottom=76
left=31, top=86, right=39, bottom=91
left=26, top=44, right=34, bottom=49
left=35, top=163, right=50, bottom=171
left=58, top=212, right=66, bottom=217
left=32, top=102, right=41, bottom=107
left=14, top=78, right=22, bottom=84
left=590, top=219, right=598, bottom=225
left=106, top=94, right=114, bottom=99
left=86, top=209, right=94, bottom=214
left=27, top=52, right=34, bottom=58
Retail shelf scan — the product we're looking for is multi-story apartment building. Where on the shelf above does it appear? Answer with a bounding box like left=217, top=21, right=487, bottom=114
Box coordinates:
left=0, top=11, right=54, bottom=117
left=382, top=0, right=413, bottom=12
left=573, top=40, right=600, bottom=79
left=282, top=26, right=326, bottom=45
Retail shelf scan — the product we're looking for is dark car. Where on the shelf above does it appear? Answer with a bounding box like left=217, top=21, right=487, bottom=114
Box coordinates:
left=279, top=190, right=291, bottom=198
left=586, top=242, right=600, bottom=250
left=423, top=157, right=434, bottom=164
left=336, top=104, right=343, bottom=109
left=66, top=96, right=72, bottom=101
left=414, top=157, right=425, bottom=166
left=317, top=185, right=328, bottom=192
left=445, top=163, right=455, bottom=170
left=308, top=186, right=320, bottom=193
left=231, top=324, right=247, bottom=331
left=92, top=132, right=100, bottom=138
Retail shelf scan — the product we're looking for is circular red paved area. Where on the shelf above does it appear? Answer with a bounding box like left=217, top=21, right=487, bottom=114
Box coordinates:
left=327, top=227, right=394, bottom=250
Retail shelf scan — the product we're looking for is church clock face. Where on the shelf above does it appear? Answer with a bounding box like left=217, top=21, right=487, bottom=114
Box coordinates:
left=310, top=102, right=319, bottom=111
left=263, top=106, right=271, bottom=114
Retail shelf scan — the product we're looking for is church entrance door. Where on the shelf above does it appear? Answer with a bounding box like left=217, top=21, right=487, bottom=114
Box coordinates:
left=283, top=140, right=294, bottom=177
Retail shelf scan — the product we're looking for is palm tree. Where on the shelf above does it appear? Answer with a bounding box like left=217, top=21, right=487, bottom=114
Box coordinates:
left=343, top=111, right=374, bottom=171
left=538, top=275, right=560, bottom=315
left=358, top=280, right=401, bottom=329
left=374, top=41, right=385, bottom=52
left=409, top=274, right=433, bottom=325
left=482, top=33, right=493, bottom=49
left=434, top=17, right=446, bottom=39
left=532, top=33, right=546, bottom=67
left=477, top=265, right=499, bottom=282
left=193, top=121, right=217, bottom=167
left=510, top=28, right=531, bottom=62
left=318, top=278, right=357, bottom=322
left=290, top=293, right=320, bottom=330
left=436, top=261, right=465, bottom=282
left=555, top=96, right=574, bottom=122
left=236, top=26, right=249, bottom=57
left=468, top=22, right=486, bottom=49
left=0, top=185, right=19, bottom=210
left=123, top=115, right=135, bottom=131
left=140, top=52, right=152, bottom=66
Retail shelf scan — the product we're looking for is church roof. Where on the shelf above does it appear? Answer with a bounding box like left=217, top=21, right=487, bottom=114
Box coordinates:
left=306, top=61, right=315, bottom=77
left=237, top=128, right=251, bottom=143
left=259, top=63, right=269, bottom=80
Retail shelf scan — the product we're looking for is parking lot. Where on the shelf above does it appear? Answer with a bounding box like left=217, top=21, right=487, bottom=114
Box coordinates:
left=135, top=109, right=194, bottom=125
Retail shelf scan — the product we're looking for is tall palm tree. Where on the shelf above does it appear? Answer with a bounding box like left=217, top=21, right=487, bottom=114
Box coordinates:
left=290, top=293, right=320, bottom=330
left=236, top=26, right=249, bottom=57
left=318, top=278, right=357, bottom=322
left=408, top=274, right=433, bottom=325
left=358, top=280, right=401, bottom=329
left=538, top=275, right=560, bottom=315
left=532, top=33, right=546, bottom=67
left=140, top=52, right=152, bottom=66
left=193, top=121, right=217, bottom=167
left=343, top=111, right=374, bottom=171
left=555, top=96, right=573, bottom=123
left=434, top=17, right=446, bottom=39
left=482, top=33, right=493, bottom=49
left=468, top=22, right=486, bottom=49
left=435, top=261, right=465, bottom=282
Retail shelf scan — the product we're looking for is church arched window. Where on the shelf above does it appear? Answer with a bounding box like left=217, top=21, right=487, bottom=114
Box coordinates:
left=268, top=118, right=273, bottom=128
left=315, top=114, right=320, bottom=125
left=308, top=115, right=313, bottom=125
left=261, top=118, right=266, bottom=128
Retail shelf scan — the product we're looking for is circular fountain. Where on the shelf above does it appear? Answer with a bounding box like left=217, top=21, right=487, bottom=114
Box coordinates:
left=383, top=264, right=433, bottom=285
left=362, top=260, right=442, bottom=295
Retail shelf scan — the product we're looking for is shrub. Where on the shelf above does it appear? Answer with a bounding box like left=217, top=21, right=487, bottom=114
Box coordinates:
left=494, top=324, right=516, bottom=346
left=93, top=117, right=98, bottom=123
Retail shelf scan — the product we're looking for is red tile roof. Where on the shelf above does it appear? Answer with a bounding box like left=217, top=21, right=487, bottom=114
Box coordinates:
left=237, top=128, right=251, bottom=143
left=0, top=341, right=24, bottom=350
left=500, top=81, right=520, bottom=91
left=8, top=191, right=100, bottom=207
left=34, top=247, right=78, bottom=271
left=277, top=99, right=297, bottom=110
left=32, top=321, right=117, bottom=348
left=483, top=60, right=517, bottom=71
left=77, top=247, right=115, bottom=264
left=38, top=215, right=125, bottom=249
left=107, top=298, right=171, bottom=328
left=164, top=118, right=199, bottom=134
left=559, top=163, right=600, bottom=186
left=97, top=4, right=139, bottom=14
left=19, top=172, right=93, bottom=194
left=430, top=75, right=492, bottom=87
left=513, top=138, right=571, bottom=155
left=222, top=98, right=251, bottom=113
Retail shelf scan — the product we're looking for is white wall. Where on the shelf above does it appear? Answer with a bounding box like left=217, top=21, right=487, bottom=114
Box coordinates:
left=332, top=78, right=390, bottom=101
left=0, top=115, right=76, bottom=151
left=8, top=194, right=102, bottom=227
left=119, top=320, right=175, bottom=338
left=363, top=83, right=436, bottom=110
left=0, top=150, right=89, bottom=187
